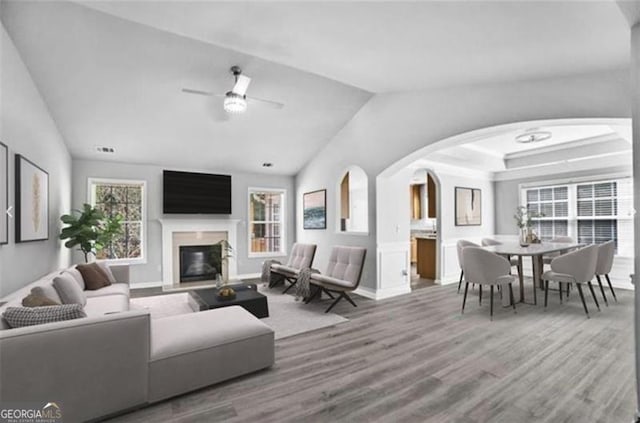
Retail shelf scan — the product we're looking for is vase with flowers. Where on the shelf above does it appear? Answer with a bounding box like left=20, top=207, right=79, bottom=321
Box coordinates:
left=513, top=206, right=544, bottom=246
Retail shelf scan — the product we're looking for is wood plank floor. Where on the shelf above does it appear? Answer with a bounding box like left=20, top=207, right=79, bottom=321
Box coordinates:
left=106, top=282, right=635, bottom=423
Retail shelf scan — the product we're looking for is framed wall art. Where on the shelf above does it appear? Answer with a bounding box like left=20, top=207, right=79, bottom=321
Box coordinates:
left=455, top=187, right=481, bottom=226
left=0, top=142, right=7, bottom=244
left=303, top=189, right=327, bottom=230
left=15, top=154, right=49, bottom=242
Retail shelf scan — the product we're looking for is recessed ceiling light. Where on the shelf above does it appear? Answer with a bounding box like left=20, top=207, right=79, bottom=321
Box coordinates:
left=515, top=131, right=552, bottom=144
left=95, top=146, right=116, bottom=154
left=262, top=162, right=273, bottom=168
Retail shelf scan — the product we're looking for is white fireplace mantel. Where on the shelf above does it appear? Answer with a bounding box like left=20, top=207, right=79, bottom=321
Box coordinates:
left=158, top=218, right=240, bottom=289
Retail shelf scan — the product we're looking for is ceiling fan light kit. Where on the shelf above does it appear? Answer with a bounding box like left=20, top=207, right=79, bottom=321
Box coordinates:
left=182, top=65, right=284, bottom=115
left=223, top=92, right=247, bottom=113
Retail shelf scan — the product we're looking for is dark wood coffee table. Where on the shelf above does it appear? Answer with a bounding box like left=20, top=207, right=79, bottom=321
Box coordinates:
left=187, top=284, right=269, bottom=318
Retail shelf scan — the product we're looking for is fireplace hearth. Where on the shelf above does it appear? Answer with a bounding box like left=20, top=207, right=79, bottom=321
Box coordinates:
left=179, top=244, right=222, bottom=283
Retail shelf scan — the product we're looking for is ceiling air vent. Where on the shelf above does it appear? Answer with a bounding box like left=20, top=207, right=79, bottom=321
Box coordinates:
left=95, top=146, right=116, bottom=154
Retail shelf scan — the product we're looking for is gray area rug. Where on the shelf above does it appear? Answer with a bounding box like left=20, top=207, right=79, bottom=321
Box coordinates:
left=130, top=285, right=348, bottom=340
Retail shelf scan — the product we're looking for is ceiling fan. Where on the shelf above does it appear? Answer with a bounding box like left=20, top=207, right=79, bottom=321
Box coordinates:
left=182, top=66, right=284, bottom=114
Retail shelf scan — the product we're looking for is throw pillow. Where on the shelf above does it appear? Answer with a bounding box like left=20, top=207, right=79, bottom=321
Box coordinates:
left=31, top=284, right=63, bottom=305
left=63, top=267, right=86, bottom=290
left=22, top=294, right=60, bottom=307
left=53, top=273, right=87, bottom=306
left=96, top=262, right=117, bottom=284
left=2, top=305, right=86, bottom=328
left=76, top=263, right=111, bottom=290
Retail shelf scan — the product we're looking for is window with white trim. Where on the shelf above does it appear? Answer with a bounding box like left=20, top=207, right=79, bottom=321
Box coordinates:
left=89, top=179, right=146, bottom=262
left=522, top=177, right=633, bottom=256
left=248, top=189, right=285, bottom=256
left=525, top=186, right=569, bottom=241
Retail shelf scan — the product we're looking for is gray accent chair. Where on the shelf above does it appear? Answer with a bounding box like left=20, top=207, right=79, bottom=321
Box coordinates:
left=456, top=240, right=479, bottom=293
left=542, top=236, right=575, bottom=265
left=270, top=243, right=317, bottom=293
left=461, top=247, right=517, bottom=320
left=481, top=238, right=522, bottom=278
left=595, top=240, right=617, bottom=305
left=541, top=244, right=599, bottom=317
left=306, top=246, right=367, bottom=313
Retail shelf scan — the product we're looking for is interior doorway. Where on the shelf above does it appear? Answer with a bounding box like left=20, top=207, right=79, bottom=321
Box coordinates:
left=409, top=169, right=441, bottom=290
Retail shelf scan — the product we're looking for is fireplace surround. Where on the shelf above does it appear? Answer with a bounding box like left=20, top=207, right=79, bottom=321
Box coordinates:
left=159, top=218, right=240, bottom=290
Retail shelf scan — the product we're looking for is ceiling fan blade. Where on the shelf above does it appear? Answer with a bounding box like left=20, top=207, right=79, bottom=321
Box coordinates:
left=247, top=96, right=285, bottom=110
left=231, top=75, right=251, bottom=96
left=182, top=88, right=225, bottom=98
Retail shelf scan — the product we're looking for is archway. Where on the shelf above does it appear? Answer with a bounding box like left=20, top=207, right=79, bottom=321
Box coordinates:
left=375, top=118, right=632, bottom=296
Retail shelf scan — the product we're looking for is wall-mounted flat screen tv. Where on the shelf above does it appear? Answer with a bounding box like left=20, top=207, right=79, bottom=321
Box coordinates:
left=163, top=170, right=232, bottom=214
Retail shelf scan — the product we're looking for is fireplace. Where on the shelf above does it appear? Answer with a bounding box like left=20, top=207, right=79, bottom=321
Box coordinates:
left=179, top=244, right=222, bottom=283
left=159, top=219, right=239, bottom=290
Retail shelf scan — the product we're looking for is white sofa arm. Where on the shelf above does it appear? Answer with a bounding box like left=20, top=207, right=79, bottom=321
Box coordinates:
left=0, top=310, right=150, bottom=422
left=110, top=264, right=130, bottom=285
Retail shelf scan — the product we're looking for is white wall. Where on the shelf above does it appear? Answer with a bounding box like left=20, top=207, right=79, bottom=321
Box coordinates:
left=0, top=23, right=72, bottom=296
left=72, top=159, right=295, bottom=285
left=296, top=69, right=630, bottom=297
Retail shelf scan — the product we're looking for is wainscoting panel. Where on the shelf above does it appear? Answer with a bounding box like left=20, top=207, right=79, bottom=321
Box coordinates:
left=370, top=242, right=411, bottom=300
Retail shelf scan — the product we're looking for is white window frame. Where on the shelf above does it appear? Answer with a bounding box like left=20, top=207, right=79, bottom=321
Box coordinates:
left=87, top=177, right=147, bottom=265
left=523, top=184, right=571, bottom=241
left=247, top=187, right=287, bottom=259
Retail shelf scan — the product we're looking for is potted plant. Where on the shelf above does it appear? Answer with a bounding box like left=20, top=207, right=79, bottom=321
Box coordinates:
left=59, top=204, right=123, bottom=263
left=513, top=206, right=543, bottom=246
left=215, top=239, right=236, bottom=299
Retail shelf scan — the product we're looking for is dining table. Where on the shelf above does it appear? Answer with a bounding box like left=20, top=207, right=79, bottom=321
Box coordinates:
left=482, top=241, right=584, bottom=305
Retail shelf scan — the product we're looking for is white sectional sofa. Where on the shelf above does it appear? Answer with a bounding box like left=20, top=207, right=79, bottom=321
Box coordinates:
left=0, top=264, right=274, bottom=422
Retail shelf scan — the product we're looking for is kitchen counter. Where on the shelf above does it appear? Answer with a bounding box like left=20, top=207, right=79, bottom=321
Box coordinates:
left=411, top=231, right=437, bottom=240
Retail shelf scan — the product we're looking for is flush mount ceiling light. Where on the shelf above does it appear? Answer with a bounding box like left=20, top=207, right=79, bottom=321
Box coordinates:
left=515, top=130, right=552, bottom=144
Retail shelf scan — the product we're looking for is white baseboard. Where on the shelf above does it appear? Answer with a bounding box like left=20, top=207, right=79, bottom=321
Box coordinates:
left=237, top=273, right=261, bottom=280
left=354, top=285, right=412, bottom=301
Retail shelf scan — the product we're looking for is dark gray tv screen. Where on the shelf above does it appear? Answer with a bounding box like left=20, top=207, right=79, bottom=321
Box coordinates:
left=163, top=170, right=232, bottom=214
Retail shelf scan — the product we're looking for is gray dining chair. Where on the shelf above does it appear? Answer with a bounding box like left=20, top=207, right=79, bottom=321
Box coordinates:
left=456, top=240, right=479, bottom=293
left=542, top=236, right=575, bottom=265
left=481, top=238, right=522, bottom=278
left=541, top=244, right=599, bottom=317
left=595, top=240, right=617, bottom=305
left=461, top=247, right=517, bottom=320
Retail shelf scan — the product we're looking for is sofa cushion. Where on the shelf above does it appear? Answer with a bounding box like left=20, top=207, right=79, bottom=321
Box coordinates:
left=21, top=293, right=60, bottom=307
left=2, top=304, right=87, bottom=328
left=84, top=283, right=130, bottom=299
left=63, top=267, right=86, bottom=290
left=150, top=306, right=273, bottom=362
left=31, top=284, right=63, bottom=305
left=77, top=263, right=111, bottom=290
left=84, top=295, right=130, bottom=317
left=96, top=262, right=117, bottom=284
left=53, top=273, right=87, bottom=306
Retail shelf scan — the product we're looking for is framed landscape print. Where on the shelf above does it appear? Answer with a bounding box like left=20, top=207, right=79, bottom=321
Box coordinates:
left=303, top=189, right=327, bottom=230
left=15, top=154, right=49, bottom=242
left=0, top=142, right=7, bottom=244
left=455, top=187, right=481, bottom=226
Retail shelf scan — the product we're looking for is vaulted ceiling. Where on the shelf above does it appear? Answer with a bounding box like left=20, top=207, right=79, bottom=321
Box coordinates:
left=0, top=1, right=633, bottom=175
